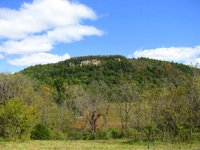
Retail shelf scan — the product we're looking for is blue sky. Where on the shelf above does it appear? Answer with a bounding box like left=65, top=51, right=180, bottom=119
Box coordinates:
left=0, top=0, right=200, bottom=72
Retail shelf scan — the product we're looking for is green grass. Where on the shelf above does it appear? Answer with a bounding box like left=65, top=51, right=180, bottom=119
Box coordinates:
left=0, top=140, right=199, bottom=150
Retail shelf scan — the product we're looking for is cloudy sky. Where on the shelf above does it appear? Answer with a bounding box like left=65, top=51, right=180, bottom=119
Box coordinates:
left=0, top=0, right=200, bottom=72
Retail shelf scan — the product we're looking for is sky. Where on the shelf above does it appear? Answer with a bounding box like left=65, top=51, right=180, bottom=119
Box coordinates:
left=0, top=0, right=200, bottom=72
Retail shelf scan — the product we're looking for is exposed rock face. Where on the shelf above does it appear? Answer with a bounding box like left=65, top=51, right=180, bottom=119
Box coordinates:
left=69, top=57, right=122, bottom=67
left=69, top=59, right=101, bottom=66
left=80, top=59, right=101, bottom=66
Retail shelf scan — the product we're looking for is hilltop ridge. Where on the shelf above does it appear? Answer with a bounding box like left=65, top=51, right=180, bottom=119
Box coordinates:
left=65, top=55, right=125, bottom=66
left=21, top=55, right=193, bottom=89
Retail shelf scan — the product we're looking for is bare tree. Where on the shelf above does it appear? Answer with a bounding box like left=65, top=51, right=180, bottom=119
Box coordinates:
left=75, top=81, right=110, bottom=136
left=113, top=82, right=137, bottom=129
left=0, top=73, right=36, bottom=105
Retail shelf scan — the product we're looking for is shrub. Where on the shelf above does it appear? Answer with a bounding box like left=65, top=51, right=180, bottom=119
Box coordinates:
left=0, top=98, right=38, bottom=140
left=143, top=125, right=159, bottom=142
left=31, top=124, right=52, bottom=140
left=123, top=128, right=139, bottom=139
left=83, top=132, right=94, bottom=140
left=95, top=130, right=112, bottom=140
left=52, top=129, right=66, bottom=140
left=109, top=128, right=122, bottom=139
left=67, top=130, right=83, bottom=140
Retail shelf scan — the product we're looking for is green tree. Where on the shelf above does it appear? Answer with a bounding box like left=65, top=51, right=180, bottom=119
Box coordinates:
left=0, top=98, right=38, bottom=140
left=36, top=85, right=75, bottom=136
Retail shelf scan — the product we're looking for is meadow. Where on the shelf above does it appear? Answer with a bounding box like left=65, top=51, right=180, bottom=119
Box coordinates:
left=0, top=140, right=199, bottom=150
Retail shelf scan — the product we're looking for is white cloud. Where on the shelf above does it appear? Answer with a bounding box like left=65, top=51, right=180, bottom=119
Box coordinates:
left=0, top=25, right=102, bottom=55
left=131, top=46, right=200, bottom=65
left=47, top=25, right=103, bottom=43
left=8, top=53, right=70, bottom=66
left=0, top=0, right=98, bottom=40
left=0, top=0, right=103, bottom=67
left=0, top=36, right=53, bottom=54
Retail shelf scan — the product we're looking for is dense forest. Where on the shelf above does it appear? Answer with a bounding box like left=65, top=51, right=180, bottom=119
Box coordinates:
left=0, top=55, right=200, bottom=142
left=22, top=55, right=193, bottom=87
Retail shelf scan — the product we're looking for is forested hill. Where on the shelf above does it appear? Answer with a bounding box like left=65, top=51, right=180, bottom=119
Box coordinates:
left=21, top=55, right=193, bottom=89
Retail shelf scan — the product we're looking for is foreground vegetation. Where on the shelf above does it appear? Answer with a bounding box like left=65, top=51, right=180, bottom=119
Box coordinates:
left=0, top=56, right=200, bottom=143
left=0, top=140, right=199, bottom=150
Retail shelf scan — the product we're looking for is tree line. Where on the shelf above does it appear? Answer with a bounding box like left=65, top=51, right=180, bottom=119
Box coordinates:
left=0, top=71, right=199, bottom=141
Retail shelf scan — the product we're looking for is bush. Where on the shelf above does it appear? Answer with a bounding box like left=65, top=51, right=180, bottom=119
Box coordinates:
left=95, top=130, right=112, bottom=140
left=109, top=128, right=122, bottom=139
left=123, top=128, right=139, bottom=139
left=143, top=125, right=159, bottom=142
left=0, top=136, right=4, bottom=141
left=52, top=129, right=66, bottom=140
left=67, top=129, right=122, bottom=140
left=31, top=124, right=52, bottom=140
left=177, top=128, right=200, bottom=142
left=67, top=130, right=83, bottom=140
left=83, top=132, right=94, bottom=140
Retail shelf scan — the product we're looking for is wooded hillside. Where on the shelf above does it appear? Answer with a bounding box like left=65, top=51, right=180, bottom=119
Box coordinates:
left=21, top=55, right=193, bottom=89
left=0, top=55, right=199, bottom=142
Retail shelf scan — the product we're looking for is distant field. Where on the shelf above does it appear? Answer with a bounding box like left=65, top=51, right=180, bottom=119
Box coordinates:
left=0, top=140, right=199, bottom=150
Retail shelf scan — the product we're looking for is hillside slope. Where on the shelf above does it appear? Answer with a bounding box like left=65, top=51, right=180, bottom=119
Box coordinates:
left=20, top=55, right=199, bottom=130
left=21, top=55, right=193, bottom=89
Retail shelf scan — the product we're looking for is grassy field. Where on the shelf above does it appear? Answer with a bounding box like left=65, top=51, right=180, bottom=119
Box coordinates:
left=0, top=140, right=199, bottom=150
